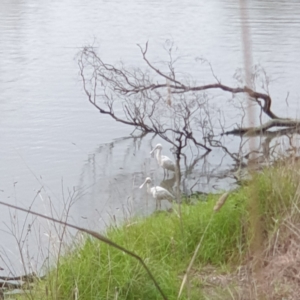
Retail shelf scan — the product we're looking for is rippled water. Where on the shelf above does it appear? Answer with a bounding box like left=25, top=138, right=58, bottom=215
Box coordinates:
left=1, top=0, right=300, bottom=272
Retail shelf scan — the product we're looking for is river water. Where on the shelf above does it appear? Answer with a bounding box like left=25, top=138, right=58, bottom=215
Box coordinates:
left=1, top=0, right=300, bottom=274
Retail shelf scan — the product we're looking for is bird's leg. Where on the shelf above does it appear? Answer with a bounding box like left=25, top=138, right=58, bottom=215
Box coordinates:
left=155, top=199, right=158, bottom=210
left=163, top=168, right=166, bottom=179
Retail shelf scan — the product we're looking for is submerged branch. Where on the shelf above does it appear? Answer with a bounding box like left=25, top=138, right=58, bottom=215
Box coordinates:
left=224, top=119, right=300, bottom=136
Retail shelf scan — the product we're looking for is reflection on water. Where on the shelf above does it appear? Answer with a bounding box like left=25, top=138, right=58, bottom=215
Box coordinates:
left=72, top=134, right=236, bottom=229
left=159, top=174, right=176, bottom=196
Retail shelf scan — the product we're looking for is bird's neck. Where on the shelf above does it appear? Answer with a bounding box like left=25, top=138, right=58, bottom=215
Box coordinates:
left=156, top=149, right=162, bottom=164
left=146, top=183, right=151, bottom=194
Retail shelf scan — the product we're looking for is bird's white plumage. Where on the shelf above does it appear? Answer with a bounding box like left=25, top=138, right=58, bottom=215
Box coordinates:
left=140, top=177, right=174, bottom=209
left=150, top=144, right=175, bottom=176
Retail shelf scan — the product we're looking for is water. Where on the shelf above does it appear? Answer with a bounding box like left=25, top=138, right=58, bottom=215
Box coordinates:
left=1, top=0, right=300, bottom=273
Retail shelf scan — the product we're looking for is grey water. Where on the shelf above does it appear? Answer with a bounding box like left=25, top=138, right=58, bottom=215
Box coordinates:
left=1, top=0, right=300, bottom=273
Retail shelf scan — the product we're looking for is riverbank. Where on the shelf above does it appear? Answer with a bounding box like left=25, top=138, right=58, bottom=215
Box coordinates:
left=6, top=158, right=300, bottom=299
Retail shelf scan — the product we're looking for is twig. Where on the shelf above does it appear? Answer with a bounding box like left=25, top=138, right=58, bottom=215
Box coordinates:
left=177, top=214, right=214, bottom=299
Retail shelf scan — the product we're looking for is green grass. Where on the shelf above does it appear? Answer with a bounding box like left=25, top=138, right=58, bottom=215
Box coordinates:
left=30, top=162, right=300, bottom=299
left=46, top=192, right=247, bottom=300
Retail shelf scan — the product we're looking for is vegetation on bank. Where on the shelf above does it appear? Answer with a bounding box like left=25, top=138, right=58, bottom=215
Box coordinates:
left=9, top=160, right=300, bottom=299
left=49, top=192, right=246, bottom=300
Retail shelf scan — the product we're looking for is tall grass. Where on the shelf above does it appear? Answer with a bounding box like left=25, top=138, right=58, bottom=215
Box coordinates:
left=247, top=161, right=300, bottom=234
left=51, top=193, right=246, bottom=300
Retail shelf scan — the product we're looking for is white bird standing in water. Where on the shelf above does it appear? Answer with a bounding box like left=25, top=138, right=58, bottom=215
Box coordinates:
left=150, top=144, right=175, bottom=177
left=139, top=177, right=175, bottom=209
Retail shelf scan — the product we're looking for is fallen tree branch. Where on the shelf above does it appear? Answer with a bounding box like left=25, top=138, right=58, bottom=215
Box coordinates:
left=78, top=42, right=300, bottom=156
left=224, top=119, right=299, bottom=136
left=0, top=273, right=39, bottom=283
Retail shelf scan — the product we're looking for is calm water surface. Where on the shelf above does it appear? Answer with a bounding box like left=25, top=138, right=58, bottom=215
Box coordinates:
left=1, top=0, right=300, bottom=273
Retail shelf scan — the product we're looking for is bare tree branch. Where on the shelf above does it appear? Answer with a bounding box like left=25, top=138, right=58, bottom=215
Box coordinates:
left=78, top=42, right=300, bottom=158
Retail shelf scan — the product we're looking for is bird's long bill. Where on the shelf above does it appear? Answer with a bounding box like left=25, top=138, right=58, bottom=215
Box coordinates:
left=139, top=180, right=147, bottom=189
left=150, top=145, right=158, bottom=155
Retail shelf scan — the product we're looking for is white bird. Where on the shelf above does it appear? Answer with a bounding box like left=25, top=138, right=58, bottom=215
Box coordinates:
left=150, top=144, right=175, bottom=177
left=139, top=177, right=175, bottom=209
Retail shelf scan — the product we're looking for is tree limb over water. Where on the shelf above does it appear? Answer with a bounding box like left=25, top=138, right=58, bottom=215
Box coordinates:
left=78, top=42, right=299, bottom=155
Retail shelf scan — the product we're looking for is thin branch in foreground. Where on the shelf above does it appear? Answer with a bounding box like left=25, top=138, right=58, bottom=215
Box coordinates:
left=0, top=201, right=168, bottom=300
left=177, top=214, right=214, bottom=299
